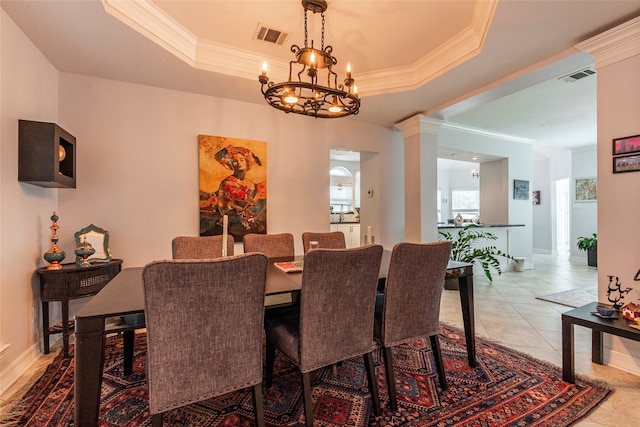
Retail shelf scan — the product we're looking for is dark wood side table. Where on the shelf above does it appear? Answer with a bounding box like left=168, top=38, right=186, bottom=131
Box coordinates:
left=562, top=301, right=640, bottom=383
left=36, top=259, right=123, bottom=357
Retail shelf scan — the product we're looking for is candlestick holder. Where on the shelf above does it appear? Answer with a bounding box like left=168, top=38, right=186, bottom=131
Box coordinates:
left=43, top=211, right=66, bottom=270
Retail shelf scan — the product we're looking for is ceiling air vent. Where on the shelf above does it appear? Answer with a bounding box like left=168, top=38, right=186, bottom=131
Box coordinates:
left=255, top=24, right=288, bottom=45
left=560, top=67, right=596, bottom=83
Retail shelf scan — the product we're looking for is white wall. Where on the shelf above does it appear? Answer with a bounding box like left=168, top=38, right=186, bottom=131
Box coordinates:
left=532, top=152, right=552, bottom=252
left=0, top=9, right=61, bottom=393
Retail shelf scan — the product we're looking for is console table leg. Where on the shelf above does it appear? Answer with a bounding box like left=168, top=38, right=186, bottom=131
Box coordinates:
left=592, top=330, right=604, bottom=364
left=62, top=300, right=70, bottom=357
left=562, top=316, right=575, bottom=383
left=42, top=301, right=50, bottom=354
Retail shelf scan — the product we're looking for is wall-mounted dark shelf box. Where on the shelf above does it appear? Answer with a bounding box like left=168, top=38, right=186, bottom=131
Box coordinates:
left=19, top=120, right=76, bottom=188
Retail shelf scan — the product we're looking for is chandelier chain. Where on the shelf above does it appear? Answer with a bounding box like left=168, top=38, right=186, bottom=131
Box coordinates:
left=321, top=12, right=325, bottom=50
left=304, top=9, right=308, bottom=47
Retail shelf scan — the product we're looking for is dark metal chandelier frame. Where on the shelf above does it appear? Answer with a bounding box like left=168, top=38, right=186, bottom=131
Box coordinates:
left=258, top=0, right=360, bottom=119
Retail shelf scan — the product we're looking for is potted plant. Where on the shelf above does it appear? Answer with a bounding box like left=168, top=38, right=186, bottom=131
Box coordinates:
left=439, top=224, right=515, bottom=284
left=577, top=233, right=597, bottom=267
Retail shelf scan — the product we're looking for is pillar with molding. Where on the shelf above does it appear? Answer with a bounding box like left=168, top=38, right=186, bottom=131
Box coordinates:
left=394, top=115, right=443, bottom=243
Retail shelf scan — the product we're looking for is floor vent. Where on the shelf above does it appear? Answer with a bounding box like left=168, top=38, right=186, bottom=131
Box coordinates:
left=255, top=24, right=288, bottom=45
left=560, top=67, right=596, bottom=83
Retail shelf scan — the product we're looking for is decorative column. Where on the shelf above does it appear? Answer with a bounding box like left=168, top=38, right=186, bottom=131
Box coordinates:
left=394, top=115, right=443, bottom=243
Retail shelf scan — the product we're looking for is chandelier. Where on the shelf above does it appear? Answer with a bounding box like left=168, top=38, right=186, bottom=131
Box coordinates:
left=258, top=0, right=360, bottom=119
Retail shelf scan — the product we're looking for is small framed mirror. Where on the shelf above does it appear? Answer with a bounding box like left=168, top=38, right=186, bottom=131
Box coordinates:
left=74, top=224, right=111, bottom=264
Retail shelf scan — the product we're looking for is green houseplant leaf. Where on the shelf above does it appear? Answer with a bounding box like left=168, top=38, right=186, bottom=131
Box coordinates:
left=439, top=224, right=515, bottom=282
left=577, top=233, right=597, bottom=251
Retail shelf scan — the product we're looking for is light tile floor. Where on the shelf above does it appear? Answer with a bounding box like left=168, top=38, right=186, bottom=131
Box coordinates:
left=2, top=254, right=639, bottom=425
left=439, top=254, right=640, bottom=426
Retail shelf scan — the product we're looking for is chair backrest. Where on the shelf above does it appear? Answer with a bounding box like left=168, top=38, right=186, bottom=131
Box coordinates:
left=301, top=231, right=347, bottom=254
left=298, top=245, right=383, bottom=372
left=143, top=253, right=268, bottom=414
left=243, top=233, right=294, bottom=258
left=380, top=241, right=452, bottom=347
left=171, top=235, right=234, bottom=259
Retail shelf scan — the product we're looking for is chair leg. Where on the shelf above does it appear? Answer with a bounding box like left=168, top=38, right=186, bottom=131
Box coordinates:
left=265, top=338, right=276, bottom=388
left=383, top=346, right=398, bottom=411
left=301, top=371, right=314, bottom=427
left=363, top=352, right=381, bottom=416
left=151, top=413, right=163, bottom=427
left=252, top=383, right=266, bottom=427
left=429, top=335, right=447, bottom=390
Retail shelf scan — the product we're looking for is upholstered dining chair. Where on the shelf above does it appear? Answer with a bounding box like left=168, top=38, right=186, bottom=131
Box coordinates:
left=171, top=235, right=234, bottom=259
left=264, top=245, right=384, bottom=427
left=374, top=240, right=452, bottom=411
left=142, top=254, right=268, bottom=427
left=243, top=232, right=295, bottom=258
left=301, top=231, right=346, bottom=254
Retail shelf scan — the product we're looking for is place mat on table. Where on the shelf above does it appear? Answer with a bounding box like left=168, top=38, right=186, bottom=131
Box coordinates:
left=274, top=260, right=304, bottom=273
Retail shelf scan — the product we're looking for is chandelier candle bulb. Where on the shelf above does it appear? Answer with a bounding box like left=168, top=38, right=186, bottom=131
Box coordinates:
left=346, top=62, right=352, bottom=78
left=261, top=61, right=267, bottom=76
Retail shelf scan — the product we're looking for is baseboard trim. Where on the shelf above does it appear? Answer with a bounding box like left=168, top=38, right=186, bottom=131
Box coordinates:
left=0, top=337, right=56, bottom=396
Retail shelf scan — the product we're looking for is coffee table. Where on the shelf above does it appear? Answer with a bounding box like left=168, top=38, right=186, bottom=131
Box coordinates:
left=562, top=301, right=640, bottom=383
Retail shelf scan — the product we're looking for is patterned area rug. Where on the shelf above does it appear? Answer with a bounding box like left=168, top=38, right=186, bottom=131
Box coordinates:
left=5, top=324, right=611, bottom=427
left=536, top=287, right=598, bottom=308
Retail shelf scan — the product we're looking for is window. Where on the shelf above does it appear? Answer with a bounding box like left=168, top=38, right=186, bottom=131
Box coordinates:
left=451, top=189, right=479, bottom=220
left=330, top=166, right=354, bottom=211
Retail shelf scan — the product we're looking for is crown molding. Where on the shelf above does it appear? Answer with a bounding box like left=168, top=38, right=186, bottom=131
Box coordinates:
left=394, top=116, right=444, bottom=138
left=576, top=16, right=640, bottom=68
left=102, top=0, right=197, bottom=65
left=102, top=0, right=496, bottom=97
left=442, top=122, right=535, bottom=143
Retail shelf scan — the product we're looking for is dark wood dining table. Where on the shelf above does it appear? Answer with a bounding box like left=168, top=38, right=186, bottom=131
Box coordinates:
left=74, top=252, right=475, bottom=426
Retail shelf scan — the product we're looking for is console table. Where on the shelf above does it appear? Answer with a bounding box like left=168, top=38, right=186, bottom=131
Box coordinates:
left=36, top=259, right=123, bottom=357
left=562, top=301, right=640, bottom=383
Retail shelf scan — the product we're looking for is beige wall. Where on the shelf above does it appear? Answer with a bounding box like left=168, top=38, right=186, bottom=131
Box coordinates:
left=0, top=10, right=61, bottom=393
left=596, top=50, right=640, bottom=372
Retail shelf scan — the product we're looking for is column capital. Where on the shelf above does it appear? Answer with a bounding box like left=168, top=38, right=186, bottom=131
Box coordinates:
left=576, top=16, right=640, bottom=68
left=394, top=115, right=444, bottom=139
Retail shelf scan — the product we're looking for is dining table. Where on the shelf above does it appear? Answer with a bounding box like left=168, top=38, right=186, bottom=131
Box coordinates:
left=73, top=251, right=475, bottom=426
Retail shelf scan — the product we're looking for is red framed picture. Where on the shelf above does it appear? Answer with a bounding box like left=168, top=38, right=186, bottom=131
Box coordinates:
left=612, top=134, right=640, bottom=156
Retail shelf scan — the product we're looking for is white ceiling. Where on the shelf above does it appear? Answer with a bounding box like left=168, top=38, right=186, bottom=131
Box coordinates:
left=2, top=0, right=639, bottom=155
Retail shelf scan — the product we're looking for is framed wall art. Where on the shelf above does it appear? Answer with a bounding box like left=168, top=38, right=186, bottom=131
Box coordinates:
left=198, top=135, right=267, bottom=241
left=513, top=179, right=529, bottom=200
left=575, top=177, right=597, bottom=201
left=532, top=191, right=540, bottom=205
left=613, top=154, right=640, bottom=174
left=612, top=134, right=640, bottom=156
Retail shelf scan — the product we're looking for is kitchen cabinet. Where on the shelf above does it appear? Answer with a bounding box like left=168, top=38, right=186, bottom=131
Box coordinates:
left=332, top=224, right=361, bottom=248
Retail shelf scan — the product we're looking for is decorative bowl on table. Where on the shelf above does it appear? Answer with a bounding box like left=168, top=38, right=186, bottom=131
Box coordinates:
left=596, top=304, right=616, bottom=317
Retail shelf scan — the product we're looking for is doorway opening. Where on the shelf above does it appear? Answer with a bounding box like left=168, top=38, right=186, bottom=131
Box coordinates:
left=329, top=149, right=361, bottom=248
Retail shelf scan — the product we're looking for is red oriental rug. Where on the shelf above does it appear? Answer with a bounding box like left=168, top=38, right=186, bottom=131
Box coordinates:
left=4, top=324, right=611, bottom=426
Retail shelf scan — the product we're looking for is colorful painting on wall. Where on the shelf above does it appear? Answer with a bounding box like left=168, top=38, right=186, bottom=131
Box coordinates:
left=199, top=135, right=267, bottom=241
